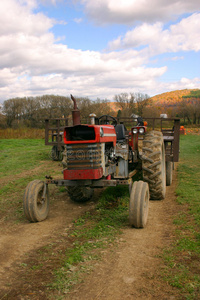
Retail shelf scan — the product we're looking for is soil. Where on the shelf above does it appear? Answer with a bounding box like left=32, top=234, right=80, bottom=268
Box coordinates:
left=67, top=170, right=179, bottom=300
left=0, top=169, right=180, bottom=299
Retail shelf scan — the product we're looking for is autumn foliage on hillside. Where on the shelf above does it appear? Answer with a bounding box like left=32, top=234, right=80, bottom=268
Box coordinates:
left=148, top=89, right=200, bottom=124
left=150, top=89, right=193, bottom=105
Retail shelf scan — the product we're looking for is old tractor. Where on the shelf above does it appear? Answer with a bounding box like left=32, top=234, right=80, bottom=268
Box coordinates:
left=23, top=95, right=180, bottom=228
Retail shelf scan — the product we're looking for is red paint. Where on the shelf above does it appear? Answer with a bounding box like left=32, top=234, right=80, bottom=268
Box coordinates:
left=64, top=124, right=117, bottom=146
left=106, top=175, right=111, bottom=180
left=63, top=168, right=103, bottom=180
left=129, top=126, right=147, bottom=151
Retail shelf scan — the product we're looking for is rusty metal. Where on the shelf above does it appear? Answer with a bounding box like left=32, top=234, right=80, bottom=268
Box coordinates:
left=41, top=183, right=48, bottom=201
left=71, top=94, right=81, bottom=126
left=104, top=164, right=116, bottom=177
left=172, top=119, right=180, bottom=162
left=114, top=158, right=129, bottom=179
left=128, top=169, right=137, bottom=178
left=45, top=118, right=67, bottom=148
left=45, top=178, right=131, bottom=187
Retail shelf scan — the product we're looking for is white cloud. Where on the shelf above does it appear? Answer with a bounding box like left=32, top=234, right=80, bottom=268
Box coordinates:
left=0, top=0, right=54, bottom=36
left=0, top=69, right=17, bottom=88
left=0, top=66, right=168, bottom=101
left=162, top=77, right=200, bottom=94
left=74, top=18, right=83, bottom=24
left=108, top=13, right=200, bottom=54
left=108, top=22, right=163, bottom=50
left=40, top=0, right=63, bottom=5
left=171, top=56, right=184, bottom=61
left=80, top=0, right=200, bottom=24
left=0, top=0, right=199, bottom=103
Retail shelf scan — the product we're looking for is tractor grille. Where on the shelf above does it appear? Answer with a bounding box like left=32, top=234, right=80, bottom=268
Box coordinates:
left=66, top=143, right=102, bottom=170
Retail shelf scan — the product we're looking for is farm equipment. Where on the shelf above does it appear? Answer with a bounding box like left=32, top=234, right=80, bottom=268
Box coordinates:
left=23, top=95, right=180, bottom=228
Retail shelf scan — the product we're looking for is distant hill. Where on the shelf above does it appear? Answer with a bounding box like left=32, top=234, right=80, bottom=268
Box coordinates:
left=149, top=89, right=200, bottom=106
left=108, top=89, right=200, bottom=112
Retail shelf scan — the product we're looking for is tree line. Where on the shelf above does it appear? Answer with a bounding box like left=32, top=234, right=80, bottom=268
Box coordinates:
left=0, top=93, right=151, bottom=128
left=0, top=91, right=200, bottom=128
left=0, top=95, right=115, bottom=128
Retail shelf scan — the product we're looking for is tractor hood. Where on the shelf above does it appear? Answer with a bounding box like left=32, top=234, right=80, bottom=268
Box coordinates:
left=64, top=124, right=117, bottom=146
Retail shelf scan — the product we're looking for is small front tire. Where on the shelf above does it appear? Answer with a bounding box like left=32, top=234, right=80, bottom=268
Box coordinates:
left=23, top=180, right=49, bottom=222
left=129, top=181, right=149, bottom=228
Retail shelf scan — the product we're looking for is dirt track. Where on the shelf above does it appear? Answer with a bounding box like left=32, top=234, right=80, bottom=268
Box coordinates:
left=0, top=191, right=97, bottom=284
left=0, top=171, right=179, bottom=299
left=67, top=171, right=179, bottom=300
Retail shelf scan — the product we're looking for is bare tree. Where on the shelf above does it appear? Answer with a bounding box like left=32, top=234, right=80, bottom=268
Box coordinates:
left=114, top=92, right=150, bottom=117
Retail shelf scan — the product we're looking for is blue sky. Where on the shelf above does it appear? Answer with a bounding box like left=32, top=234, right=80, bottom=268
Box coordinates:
left=0, top=0, right=199, bottom=104
left=37, top=2, right=130, bottom=51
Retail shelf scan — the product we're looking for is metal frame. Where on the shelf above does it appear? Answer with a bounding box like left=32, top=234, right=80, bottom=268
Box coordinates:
left=45, top=177, right=133, bottom=188
left=45, top=118, right=68, bottom=151
left=45, top=117, right=180, bottom=162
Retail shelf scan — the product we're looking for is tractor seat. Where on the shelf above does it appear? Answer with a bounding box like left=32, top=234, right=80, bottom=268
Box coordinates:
left=115, top=124, right=126, bottom=142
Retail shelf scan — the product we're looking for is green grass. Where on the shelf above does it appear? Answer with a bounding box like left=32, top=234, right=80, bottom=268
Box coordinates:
left=50, top=186, right=130, bottom=294
left=0, top=139, right=60, bottom=222
left=0, top=139, right=50, bottom=178
left=162, top=135, right=200, bottom=299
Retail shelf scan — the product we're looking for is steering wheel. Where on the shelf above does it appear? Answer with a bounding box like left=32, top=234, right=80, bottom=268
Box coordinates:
left=98, top=115, right=118, bottom=126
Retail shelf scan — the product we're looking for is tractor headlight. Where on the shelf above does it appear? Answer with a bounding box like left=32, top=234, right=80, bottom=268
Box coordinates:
left=100, top=127, right=104, bottom=137
left=138, top=127, right=145, bottom=134
left=132, top=128, right=138, bottom=134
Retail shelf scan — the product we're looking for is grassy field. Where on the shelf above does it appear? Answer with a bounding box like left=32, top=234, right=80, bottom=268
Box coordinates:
left=0, top=135, right=199, bottom=298
left=0, top=139, right=49, bottom=178
left=0, top=139, right=60, bottom=223
left=162, top=135, right=200, bottom=299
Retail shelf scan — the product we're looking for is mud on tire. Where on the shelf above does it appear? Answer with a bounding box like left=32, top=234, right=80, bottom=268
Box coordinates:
left=129, top=181, right=149, bottom=228
left=67, top=186, right=94, bottom=203
left=142, top=131, right=166, bottom=200
left=23, top=180, right=49, bottom=222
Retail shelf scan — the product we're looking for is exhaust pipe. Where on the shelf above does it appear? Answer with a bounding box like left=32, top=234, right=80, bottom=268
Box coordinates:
left=71, top=94, right=81, bottom=125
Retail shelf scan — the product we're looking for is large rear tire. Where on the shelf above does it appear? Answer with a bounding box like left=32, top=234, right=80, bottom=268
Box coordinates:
left=129, top=181, right=149, bottom=228
left=142, top=131, right=166, bottom=200
left=166, top=161, right=173, bottom=186
left=67, top=186, right=94, bottom=203
left=23, top=180, right=49, bottom=222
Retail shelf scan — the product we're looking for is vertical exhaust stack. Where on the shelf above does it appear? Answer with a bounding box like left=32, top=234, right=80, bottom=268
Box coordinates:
left=89, top=113, right=96, bottom=125
left=71, top=94, right=81, bottom=126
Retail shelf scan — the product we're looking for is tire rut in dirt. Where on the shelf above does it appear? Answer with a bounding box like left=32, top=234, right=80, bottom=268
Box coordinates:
left=142, top=130, right=166, bottom=200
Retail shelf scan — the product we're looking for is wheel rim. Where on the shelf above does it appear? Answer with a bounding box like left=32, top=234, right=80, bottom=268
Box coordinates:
left=37, top=189, right=47, bottom=213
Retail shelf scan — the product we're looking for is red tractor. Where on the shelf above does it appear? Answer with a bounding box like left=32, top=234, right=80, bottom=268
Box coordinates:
left=23, top=95, right=180, bottom=228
